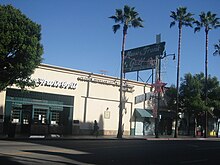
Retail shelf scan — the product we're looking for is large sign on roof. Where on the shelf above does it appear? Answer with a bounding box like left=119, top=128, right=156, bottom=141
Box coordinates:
left=124, top=42, right=165, bottom=73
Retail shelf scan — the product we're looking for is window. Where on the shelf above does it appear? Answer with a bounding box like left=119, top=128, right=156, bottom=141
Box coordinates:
left=22, top=113, right=30, bottom=124
left=11, top=109, right=21, bottom=123
left=34, top=109, right=48, bottom=124
left=51, top=111, right=60, bottom=125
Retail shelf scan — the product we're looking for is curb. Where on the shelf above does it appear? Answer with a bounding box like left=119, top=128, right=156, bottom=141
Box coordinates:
left=0, top=135, right=220, bottom=141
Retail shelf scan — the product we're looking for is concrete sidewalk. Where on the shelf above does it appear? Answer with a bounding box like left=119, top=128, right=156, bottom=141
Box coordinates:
left=1, top=134, right=220, bottom=141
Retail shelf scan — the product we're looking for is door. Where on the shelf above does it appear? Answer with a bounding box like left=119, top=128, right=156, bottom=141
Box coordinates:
left=21, top=105, right=32, bottom=134
left=135, top=121, right=144, bottom=135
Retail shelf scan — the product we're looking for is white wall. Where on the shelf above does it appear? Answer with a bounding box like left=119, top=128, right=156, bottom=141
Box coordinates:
left=1, top=64, right=152, bottom=135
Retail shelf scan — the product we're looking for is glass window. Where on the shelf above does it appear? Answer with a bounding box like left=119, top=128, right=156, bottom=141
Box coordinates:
left=22, top=113, right=29, bottom=124
left=11, top=109, right=21, bottom=123
left=51, top=111, right=60, bottom=125
left=34, top=109, right=48, bottom=124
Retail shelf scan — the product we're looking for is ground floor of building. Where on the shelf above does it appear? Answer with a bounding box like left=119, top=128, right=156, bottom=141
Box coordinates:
left=0, top=88, right=193, bottom=137
left=1, top=88, right=218, bottom=137
left=1, top=89, right=177, bottom=137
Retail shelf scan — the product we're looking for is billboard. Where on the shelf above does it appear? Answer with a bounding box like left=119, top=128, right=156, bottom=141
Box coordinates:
left=124, top=42, right=165, bottom=73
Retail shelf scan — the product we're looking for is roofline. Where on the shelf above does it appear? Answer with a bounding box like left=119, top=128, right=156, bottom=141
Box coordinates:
left=39, top=63, right=152, bottom=87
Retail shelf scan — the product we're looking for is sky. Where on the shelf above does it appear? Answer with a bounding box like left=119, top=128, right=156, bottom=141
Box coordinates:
left=1, top=0, right=220, bottom=86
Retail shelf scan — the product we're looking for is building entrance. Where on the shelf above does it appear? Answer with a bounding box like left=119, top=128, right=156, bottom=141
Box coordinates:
left=4, top=88, right=74, bottom=136
left=21, top=105, right=32, bottom=134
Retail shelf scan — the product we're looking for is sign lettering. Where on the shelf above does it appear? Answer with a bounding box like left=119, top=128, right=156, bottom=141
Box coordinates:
left=124, top=42, right=165, bottom=73
left=35, top=78, right=77, bottom=90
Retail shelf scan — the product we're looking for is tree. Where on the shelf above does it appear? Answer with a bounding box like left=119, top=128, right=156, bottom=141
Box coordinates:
left=194, top=11, right=220, bottom=137
left=165, top=85, right=177, bottom=111
left=170, top=7, right=194, bottom=138
left=0, top=5, right=43, bottom=91
left=109, top=5, right=143, bottom=138
left=180, top=73, right=220, bottom=137
left=207, top=77, right=220, bottom=137
left=213, top=40, right=220, bottom=56
left=206, top=75, right=220, bottom=111
left=179, top=73, right=205, bottom=136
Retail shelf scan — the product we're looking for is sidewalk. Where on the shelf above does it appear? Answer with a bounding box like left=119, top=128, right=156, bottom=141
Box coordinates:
left=1, top=134, right=220, bottom=141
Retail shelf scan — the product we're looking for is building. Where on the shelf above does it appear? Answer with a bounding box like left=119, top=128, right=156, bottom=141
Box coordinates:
left=0, top=64, right=156, bottom=136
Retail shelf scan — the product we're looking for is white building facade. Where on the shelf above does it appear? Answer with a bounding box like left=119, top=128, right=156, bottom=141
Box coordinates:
left=0, top=64, right=154, bottom=136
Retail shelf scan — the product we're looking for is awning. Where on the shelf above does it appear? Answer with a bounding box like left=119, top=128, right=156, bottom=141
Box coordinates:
left=135, top=108, right=153, bottom=118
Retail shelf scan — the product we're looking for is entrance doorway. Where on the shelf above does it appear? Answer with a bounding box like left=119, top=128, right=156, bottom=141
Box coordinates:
left=21, top=105, right=32, bottom=134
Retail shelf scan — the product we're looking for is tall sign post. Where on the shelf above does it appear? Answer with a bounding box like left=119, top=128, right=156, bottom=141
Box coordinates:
left=155, top=34, right=161, bottom=138
left=124, top=40, right=166, bottom=137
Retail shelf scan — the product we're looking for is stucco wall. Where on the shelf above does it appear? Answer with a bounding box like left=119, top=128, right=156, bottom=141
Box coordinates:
left=0, top=64, right=152, bottom=135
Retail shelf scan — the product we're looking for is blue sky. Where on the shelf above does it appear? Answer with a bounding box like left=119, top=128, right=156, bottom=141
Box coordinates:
left=1, top=0, right=220, bottom=86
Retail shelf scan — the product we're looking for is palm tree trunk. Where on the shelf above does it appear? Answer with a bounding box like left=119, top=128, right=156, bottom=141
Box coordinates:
left=204, top=30, right=208, bottom=138
left=117, top=27, right=127, bottom=138
left=174, top=25, right=182, bottom=138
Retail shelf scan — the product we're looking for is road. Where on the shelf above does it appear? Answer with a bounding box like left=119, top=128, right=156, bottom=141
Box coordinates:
left=0, top=139, right=220, bottom=165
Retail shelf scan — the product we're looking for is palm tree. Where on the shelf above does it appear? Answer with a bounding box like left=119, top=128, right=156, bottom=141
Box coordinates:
left=109, top=5, right=143, bottom=138
left=194, top=11, right=220, bottom=138
left=213, top=40, right=220, bottom=56
left=170, top=7, right=194, bottom=138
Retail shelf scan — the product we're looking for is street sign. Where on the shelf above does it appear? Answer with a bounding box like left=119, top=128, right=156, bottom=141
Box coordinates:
left=135, top=92, right=153, bottom=104
left=124, top=42, right=165, bottom=73
left=135, top=94, right=146, bottom=104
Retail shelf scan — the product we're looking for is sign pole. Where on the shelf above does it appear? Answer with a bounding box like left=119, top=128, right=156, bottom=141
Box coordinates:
left=155, top=34, right=161, bottom=138
left=154, top=56, right=159, bottom=138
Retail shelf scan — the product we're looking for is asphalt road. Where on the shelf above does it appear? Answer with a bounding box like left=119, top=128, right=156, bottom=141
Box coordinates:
left=0, top=139, right=220, bottom=165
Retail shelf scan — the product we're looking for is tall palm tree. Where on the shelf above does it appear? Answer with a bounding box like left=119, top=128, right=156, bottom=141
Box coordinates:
left=213, top=40, right=220, bottom=56
left=170, top=7, right=194, bottom=138
left=194, top=11, right=220, bottom=138
left=109, top=5, right=143, bottom=138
